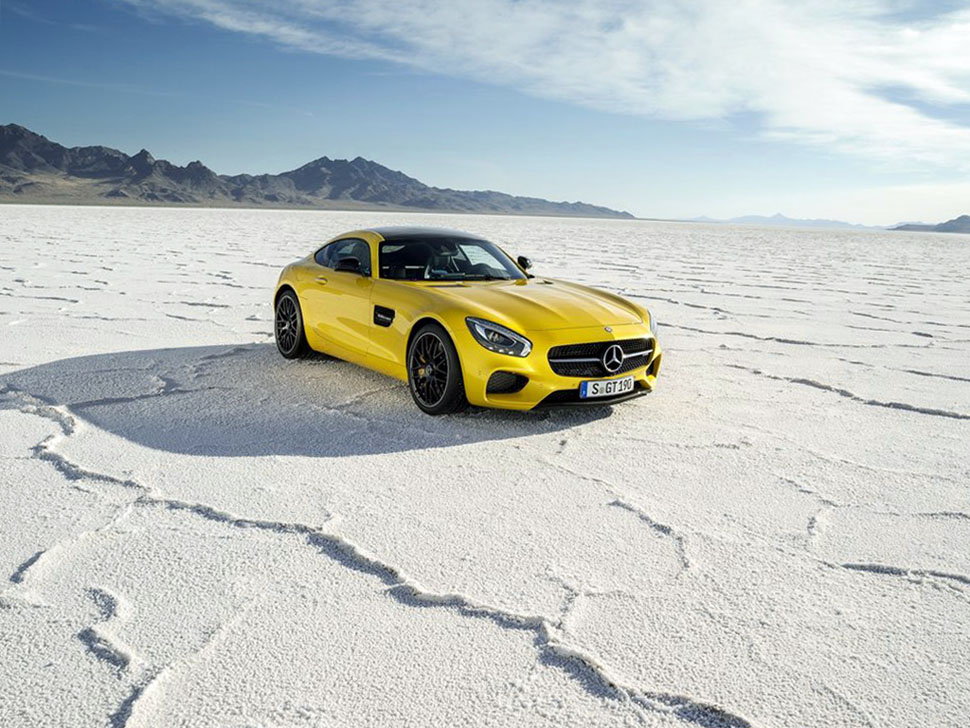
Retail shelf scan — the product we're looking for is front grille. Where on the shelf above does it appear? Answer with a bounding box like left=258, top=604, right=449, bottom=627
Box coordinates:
left=548, top=337, right=654, bottom=378
left=486, top=371, right=528, bottom=394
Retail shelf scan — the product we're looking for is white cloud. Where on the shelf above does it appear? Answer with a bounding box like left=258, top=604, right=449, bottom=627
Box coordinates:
left=120, top=0, right=970, bottom=169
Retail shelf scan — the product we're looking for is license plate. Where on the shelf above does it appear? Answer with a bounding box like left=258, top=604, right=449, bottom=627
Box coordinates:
left=579, top=375, right=635, bottom=399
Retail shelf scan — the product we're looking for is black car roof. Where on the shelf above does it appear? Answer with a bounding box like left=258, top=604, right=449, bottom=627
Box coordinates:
left=370, top=226, right=487, bottom=241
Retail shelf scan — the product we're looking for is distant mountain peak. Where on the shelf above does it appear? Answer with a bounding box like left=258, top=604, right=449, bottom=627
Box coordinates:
left=131, top=148, right=154, bottom=163
left=2, top=123, right=34, bottom=139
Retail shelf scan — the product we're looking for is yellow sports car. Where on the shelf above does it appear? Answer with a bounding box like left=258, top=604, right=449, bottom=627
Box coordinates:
left=274, top=227, right=662, bottom=414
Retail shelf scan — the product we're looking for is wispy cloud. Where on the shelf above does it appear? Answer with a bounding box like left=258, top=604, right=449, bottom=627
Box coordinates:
left=0, top=68, right=181, bottom=96
left=0, top=68, right=316, bottom=116
left=2, top=1, right=102, bottom=31
left=118, top=0, right=970, bottom=169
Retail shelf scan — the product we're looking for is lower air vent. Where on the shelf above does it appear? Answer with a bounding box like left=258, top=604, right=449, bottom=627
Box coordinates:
left=486, top=371, right=528, bottom=394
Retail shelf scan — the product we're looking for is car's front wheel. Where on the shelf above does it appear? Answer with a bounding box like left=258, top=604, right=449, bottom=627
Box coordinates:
left=407, top=322, right=468, bottom=415
left=275, top=289, right=309, bottom=359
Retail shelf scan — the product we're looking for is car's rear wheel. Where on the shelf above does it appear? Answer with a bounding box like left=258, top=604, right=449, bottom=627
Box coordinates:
left=407, top=323, right=468, bottom=415
left=275, top=289, right=309, bottom=359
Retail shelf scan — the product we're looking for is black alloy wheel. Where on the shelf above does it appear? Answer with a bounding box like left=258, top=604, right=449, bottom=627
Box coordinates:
left=275, top=290, right=309, bottom=358
left=407, top=323, right=468, bottom=415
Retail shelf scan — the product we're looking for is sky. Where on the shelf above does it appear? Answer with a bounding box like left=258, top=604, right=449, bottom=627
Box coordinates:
left=2, top=0, right=970, bottom=225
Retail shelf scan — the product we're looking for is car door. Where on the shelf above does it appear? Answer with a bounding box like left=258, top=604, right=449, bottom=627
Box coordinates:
left=365, top=240, right=436, bottom=381
left=301, top=238, right=374, bottom=360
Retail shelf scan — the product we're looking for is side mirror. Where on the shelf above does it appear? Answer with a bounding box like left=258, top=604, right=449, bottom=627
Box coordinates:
left=517, top=255, right=533, bottom=271
left=334, top=257, right=363, bottom=274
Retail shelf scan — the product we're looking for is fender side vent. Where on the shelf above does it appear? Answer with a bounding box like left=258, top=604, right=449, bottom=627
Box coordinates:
left=373, top=305, right=395, bottom=327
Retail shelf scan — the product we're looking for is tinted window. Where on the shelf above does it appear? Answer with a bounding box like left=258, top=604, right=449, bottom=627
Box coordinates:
left=314, top=245, right=332, bottom=267
left=315, top=238, right=371, bottom=276
left=379, top=237, right=525, bottom=281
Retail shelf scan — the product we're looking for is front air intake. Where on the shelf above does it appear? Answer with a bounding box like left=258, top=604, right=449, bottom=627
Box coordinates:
left=486, top=371, right=529, bottom=394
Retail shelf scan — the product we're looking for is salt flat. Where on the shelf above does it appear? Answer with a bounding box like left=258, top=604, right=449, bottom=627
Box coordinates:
left=1, top=204, right=968, bottom=727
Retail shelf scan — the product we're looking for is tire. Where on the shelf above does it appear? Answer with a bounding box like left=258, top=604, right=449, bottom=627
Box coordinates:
left=407, top=322, right=468, bottom=415
left=274, top=289, right=309, bottom=359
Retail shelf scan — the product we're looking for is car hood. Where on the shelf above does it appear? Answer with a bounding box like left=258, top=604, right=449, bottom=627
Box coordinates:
left=426, top=278, right=643, bottom=332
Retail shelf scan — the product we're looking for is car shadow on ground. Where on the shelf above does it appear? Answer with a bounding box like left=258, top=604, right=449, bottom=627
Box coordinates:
left=0, top=343, right=614, bottom=458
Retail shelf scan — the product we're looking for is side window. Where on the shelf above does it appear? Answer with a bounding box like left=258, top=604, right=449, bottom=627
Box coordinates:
left=314, top=238, right=371, bottom=275
left=314, top=244, right=333, bottom=267
left=379, top=242, right=433, bottom=280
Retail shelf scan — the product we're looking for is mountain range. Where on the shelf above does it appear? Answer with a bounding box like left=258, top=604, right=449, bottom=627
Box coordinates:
left=891, top=215, right=970, bottom=234
left=0, top=124, right=632, bottom=219
left=688, top=213, right=875, bottom=229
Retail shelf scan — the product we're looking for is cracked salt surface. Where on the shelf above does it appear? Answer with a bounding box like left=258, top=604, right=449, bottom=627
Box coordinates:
left=1, top=205, right=969, bottom=727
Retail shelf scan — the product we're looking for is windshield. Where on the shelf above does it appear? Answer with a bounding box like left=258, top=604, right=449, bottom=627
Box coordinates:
left=378, top=237, right=526, bottom=281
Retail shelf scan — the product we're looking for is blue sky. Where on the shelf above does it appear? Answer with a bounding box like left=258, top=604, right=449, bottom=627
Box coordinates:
left=2, top=0, right=970, bottom=224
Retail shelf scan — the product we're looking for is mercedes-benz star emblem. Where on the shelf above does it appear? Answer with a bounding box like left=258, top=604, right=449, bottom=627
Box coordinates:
left=602, top=344, right=624, bottom=373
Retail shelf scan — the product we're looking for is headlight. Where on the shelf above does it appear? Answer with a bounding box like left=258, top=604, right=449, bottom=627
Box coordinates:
left=466, top=317, right=532, bottom=357
left=648, top=310, right=658, bottom=337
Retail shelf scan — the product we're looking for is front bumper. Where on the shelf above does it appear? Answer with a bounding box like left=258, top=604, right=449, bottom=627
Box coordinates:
left=457, top=321, right=662, bottom=411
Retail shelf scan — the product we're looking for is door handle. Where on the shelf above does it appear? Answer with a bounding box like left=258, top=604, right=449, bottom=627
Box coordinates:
left=315, top=275, right=328, bottom=284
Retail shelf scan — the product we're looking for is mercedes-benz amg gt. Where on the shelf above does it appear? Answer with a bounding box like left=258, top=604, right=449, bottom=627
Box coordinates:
left=274, top=227, right=662, bottom=414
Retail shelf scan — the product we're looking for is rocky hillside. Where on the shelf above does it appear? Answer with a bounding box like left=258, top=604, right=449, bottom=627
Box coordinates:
left=0, top=124, right=632, bottom=218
